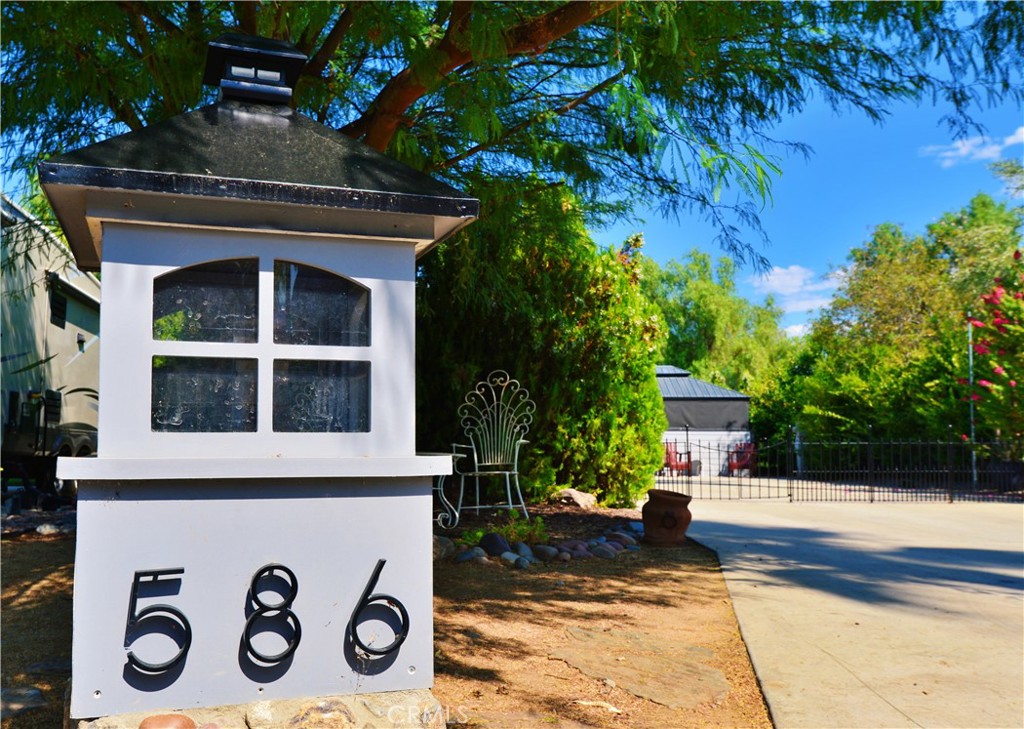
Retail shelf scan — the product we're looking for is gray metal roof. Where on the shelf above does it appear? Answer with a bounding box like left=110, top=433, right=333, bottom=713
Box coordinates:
left=656, top=365, right=749, bottom=400
left=656, top=365, right=691, bottom=377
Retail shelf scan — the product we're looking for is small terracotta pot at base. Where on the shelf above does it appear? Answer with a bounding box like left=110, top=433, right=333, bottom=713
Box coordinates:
left=641, top=489, right=693, bottom=546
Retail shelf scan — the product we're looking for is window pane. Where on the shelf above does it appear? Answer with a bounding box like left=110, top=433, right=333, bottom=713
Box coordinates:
left=273, top=360, right=369, bottom=432
left=152, top=356, right=257, bottom=432
left=274, top=261, right=369, bottom=346
left=153, top=258, right=258, bottom=342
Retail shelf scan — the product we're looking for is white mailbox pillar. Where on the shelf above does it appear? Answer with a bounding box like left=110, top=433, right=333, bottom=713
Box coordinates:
left=41, top=34, right=477, bottom=720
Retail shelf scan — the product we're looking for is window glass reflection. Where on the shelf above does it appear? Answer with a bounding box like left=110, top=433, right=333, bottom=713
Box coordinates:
left=273, top=360, right=369, bottom=432
left=153, top=258, right=258, bottom=342
left=152, top=356, right=257, bottom=432
left=274, top=260, right=369, bottom=346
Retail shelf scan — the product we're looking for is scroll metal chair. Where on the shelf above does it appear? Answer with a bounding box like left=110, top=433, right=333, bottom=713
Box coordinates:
left=451, top=370, right=534, bottom=520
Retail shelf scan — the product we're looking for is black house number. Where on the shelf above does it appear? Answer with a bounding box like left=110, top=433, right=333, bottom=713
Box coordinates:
left=123, top=559, right=409, bottom=678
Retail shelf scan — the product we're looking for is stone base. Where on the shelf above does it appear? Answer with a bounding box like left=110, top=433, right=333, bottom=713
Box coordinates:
left=65, top=688, right=446, bottom=729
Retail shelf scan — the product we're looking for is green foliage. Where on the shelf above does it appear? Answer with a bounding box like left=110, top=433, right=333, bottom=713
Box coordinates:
left=639, top=251, right=794, bottom=394
left=794, top=186, right=1023, bottom=443
left=3, top=2, right=1022, bottom=265
left=457, top=512, right=550, bottom=548
left=417, top=181, right=667, bottom=507
left=963, top=251, right=1024, bottom=457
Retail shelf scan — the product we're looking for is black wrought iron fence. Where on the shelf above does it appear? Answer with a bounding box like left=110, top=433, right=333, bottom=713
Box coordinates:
left=656, top=436, right=1023, bottom=502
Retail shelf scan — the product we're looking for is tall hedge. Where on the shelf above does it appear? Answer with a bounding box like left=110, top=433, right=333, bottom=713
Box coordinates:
left=416, top=181, right=667, bottom=506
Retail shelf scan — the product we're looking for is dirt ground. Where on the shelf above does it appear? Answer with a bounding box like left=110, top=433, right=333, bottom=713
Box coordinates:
left=432, top=504, right=771, bottom=728
left=1, top=504, right=771, bottom=728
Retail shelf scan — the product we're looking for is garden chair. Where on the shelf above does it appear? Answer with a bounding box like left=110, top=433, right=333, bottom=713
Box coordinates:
left=451, top=370, right=534, bottom=520
left=663, top=442, right=700, bottom=477
left=727, top=441, right=756, bottom=476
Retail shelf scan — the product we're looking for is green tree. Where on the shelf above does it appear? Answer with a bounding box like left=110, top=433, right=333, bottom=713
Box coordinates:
left=797, top=189, right=1022, bottom=441
left=3, top=1, right=1022, bottom=265
left=964, top=251, right=1024, bottom=456
left=417, top=182, right=666, bottom=506
left=640, top=251, right=792, bottom=392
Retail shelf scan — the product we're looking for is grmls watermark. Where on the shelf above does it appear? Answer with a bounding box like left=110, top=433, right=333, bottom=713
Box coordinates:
left=387, top=703, right=470, bottom=725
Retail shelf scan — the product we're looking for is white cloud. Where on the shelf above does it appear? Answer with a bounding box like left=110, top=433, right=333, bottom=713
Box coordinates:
left=784, top=323, right=809, bottom=338
left=751, top=265, right=837, bottom=306
left=920, top=126, right=1024, bottom=168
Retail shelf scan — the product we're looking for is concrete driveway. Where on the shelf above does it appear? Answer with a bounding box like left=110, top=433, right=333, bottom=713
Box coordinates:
left=688, top=501, right=1024, bottom=729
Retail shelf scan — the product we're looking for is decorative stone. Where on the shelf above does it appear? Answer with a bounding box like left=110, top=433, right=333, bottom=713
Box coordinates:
left=35, top=523, right=61, bottom=536
left=454, top=546, right=486, bottom=564
left=571, top=548, right=594, bottom=559
left=0, top=687, right=46, bottom=718
left=628, top=521, right=644, bottom=534
left=558, top=539, right=587, bottom=551
left=604, top=541, right=625, bottom=552
left=592, top=544, right=618, bottom=559
left=556, top=551, right=572, bottom=562
left=533, top=545, right=560, bottom=561
left=553, top=487, right=597, bottom=509
left=513, top=541, right=534, bottom=559
left=500, top=550, right=520, bottom=565
left=433, top=535, right=456, bottom=561
left=607, top=531, right=638, bottom=546
left=138, top=714, right=197, bottom=729
left=479, top=532, right=512, bottom=556
left=514, top=557, right=530, bottom=569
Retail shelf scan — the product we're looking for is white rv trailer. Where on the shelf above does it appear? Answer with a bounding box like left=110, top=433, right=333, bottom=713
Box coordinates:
left=2, top=195, right=100, bottom=498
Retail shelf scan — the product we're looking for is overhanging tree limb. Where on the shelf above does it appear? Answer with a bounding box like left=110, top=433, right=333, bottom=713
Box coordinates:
left=345, top=1, right=619, bottom=151
left=304, top=4, right=359, bottom=76
left=431, top=69, right=626, bottom=172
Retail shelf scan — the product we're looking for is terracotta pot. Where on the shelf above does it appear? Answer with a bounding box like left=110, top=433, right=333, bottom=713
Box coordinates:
left=642, top=489, right=693, bottom=546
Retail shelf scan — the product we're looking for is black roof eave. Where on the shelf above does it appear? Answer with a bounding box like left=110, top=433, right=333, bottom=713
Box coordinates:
left=38, top=162, right=480, bottom=221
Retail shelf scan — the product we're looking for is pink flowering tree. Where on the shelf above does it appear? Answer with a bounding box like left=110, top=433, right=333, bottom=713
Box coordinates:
left=964, top=250, right=1024, bottom=458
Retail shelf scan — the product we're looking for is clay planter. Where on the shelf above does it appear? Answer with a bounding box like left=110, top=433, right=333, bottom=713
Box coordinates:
left=641, top=489, right=693, bottom=546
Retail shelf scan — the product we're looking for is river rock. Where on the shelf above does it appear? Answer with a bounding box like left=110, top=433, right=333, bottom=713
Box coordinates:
left=479, top=532, right=512, bottom=556
left=514, top=557, right=530, bottom=569
left=513, top=541, right=534, bottom=559
left=558, top=539, right=588, bottom=551
left=556, top=551, right=572, bottom=562
left=433, top=535, right=456, bottom=561
left=607, top=531, right=638, bottom=546
left=533, top=545, right=560, bottom=561
left=454, top=546, right=487, bottom=564
left=500, top=550, right=520, bottom=565
left=592, top=544, right=618, bottom=559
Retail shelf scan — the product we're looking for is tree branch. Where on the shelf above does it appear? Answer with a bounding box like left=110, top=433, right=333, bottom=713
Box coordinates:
left=305, top=4, right=359, bottom=77
left=344, top=1, right=619, bottom=151
left=430, top=70, right=625, bottom=172
left=117, top=1, right=182, bottom=36
left=235, top=1, right=258, bottom=35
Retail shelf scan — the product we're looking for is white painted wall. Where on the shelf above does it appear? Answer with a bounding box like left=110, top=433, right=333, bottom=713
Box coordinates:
left=662, top=429, right=752, bottom=477
left=97, top=223, right=416, bottom=460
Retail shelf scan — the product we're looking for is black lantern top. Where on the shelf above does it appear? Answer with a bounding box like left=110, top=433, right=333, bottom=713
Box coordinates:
left=203, top=34, right=307, bottom=105
left=39, top=35, right=478, bottom=271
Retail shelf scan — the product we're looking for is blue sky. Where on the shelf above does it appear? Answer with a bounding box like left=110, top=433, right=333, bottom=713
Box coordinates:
left=592, top=98, right=1024, bottom=336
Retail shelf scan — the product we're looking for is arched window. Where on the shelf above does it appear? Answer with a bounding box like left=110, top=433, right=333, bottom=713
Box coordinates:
left=153, top=258, right=258, bottom=342
left=273, top=260, right=369, bottom=346
left=150, top=257, right=370, bottom=434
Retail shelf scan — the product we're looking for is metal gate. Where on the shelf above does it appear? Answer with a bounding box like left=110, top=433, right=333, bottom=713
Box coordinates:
left=656, top=437, right=1023, bottom=503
